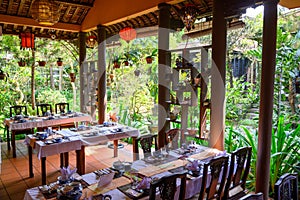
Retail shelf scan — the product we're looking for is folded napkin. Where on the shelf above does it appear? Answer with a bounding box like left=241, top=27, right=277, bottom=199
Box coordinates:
left=186, top=160, right=200, bottom=171
left=60, top=166, right=77, bottom=181
left=136, top=177, right=151, bottom=190
left=216, top=150, right=227, bottom=156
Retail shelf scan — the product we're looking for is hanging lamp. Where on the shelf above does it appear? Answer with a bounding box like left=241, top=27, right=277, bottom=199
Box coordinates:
left=20, top=32, right=35, bottom=50
left=180, top=4, right=199, bottom=32
left=119, top=27, right=137, bottom=42
left=86, top=35, right=97, bottom=48
left=31, top=0, right=60, bottom=26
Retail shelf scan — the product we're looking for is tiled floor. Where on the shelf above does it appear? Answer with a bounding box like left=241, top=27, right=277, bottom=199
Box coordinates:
left=0, top=139, right=138, bottom=200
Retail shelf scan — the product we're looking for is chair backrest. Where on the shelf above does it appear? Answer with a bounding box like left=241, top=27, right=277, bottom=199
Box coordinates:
left=274, top=173, right=298, bottom=200
left=55, top=102, right=69, bottom=114
left=199, top=155, right=229, bottom=200
left=138, top=135, right=158, bottom=158
left=36, top=103, right=52, bottom=116
left=149, top=173, right=186, bottom=200
left=224, top=146, right=252, bottom=199
left=240, top=192, right=264, bottom=200
left=10, top=105, right=27, bottom=117
left=165, top=128, right=181, bottom=149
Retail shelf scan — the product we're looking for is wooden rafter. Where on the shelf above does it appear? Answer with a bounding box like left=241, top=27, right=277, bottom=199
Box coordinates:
left=54, top=0, right=93, bottom=9
left=17, top=0, right=25, bottom=15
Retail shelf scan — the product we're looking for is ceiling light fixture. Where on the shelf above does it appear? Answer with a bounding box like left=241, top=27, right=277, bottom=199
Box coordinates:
left=180, top=4, right=199, bottom=32
left=31, top=0, right=60, bottom=26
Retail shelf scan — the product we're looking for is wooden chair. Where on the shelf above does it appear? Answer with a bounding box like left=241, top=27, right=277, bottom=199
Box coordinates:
left=239, top=193, right=263, bottom=200
left=149, top=173, right=186, bottom=200
left=137, top=134, right=158, bottom=158
left=36, top=103, right=52, bottom=116
left=7, top=105, right=32, bottom=155
left=165, top=128, right=181, bottom=149
left=10, top=105, right=27, bottom=117
left=55, top=102, right=70, bottom=114
left=223, top=146, right=252, bottom=200
left=274, top=173, right=298, bottom=200
left=55, top=103, right=74, bottom=129
left=198, top=155, right=229, bottom=200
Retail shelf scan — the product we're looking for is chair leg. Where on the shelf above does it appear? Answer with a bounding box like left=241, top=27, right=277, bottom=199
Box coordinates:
left=6, top=126, right=10, bottom=150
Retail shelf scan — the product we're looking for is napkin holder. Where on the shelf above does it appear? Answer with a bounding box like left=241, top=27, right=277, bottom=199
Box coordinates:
left=97, top=171, right=115, bottom=188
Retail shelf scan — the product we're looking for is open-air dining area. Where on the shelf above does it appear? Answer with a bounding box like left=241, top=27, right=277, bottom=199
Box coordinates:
left=0, top=0, right=300, bottom=200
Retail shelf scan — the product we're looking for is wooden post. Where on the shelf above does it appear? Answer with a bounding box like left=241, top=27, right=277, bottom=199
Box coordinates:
left=79, top=32, right=86, bottom=112
left=210, top=0, right=227, bottom=150
left=256, top=0, right=278, bottom=198
left=158, top=3, right=171, bottom=148
left=97, top=25, right=106, bottom=124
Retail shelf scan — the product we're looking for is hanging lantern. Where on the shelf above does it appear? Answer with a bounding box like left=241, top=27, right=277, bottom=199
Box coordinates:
left=31, top=0, right=60, bottom=26
left=20, top=32, right=35, bottom=50
left=119, top=27, right=136, bottom=42
left=180, top=4, right=199, bottom=32
left=86, top=35, right=97, bottom=48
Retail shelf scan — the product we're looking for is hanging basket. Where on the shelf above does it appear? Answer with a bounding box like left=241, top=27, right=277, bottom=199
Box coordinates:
left=124, top=60, right=129, bottom=66
left=18, top=61, right=26, bottom=67
left=113, top=61, right=120, bottom=69
left=69, top=72, right=76, bottom=82
left=146, top=56, right=153, bottom=64
left=38, top=61, right=46, bottom=66
left=57, top=58, right=63, bottom=66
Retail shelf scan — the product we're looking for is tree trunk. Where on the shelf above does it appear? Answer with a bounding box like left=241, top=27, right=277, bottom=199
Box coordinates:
left=50, top=64, right=55, bottom=89
left=288, top=79, right=296, bottom=114
left=31, top=50, right=35, bottom=109
left=59, top=66, right=62, bottom=91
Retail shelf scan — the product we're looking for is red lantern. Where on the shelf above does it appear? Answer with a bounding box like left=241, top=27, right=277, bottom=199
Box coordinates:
left=20, top=32, right=35, bottom=50
left=119, top=27, right=136, bottom=42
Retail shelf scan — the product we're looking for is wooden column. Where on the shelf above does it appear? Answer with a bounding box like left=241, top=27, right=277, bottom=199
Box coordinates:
left=79, top=32, right=86, bottom=112
left=158, top=3, right=171, bottom=148
left=210, top=0, right=226, bottom=150
left=97, top=25, right=106, bottom=124
left=256, top=0, right=278, bottom=198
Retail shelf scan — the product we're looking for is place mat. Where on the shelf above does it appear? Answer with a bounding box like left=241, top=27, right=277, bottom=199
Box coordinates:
left=118, top=183, right=149, bottom=199
left=138, top=159, right=188, bottom=177
left=88, top=176, right=131, bottom=195
left=142, top=154, right=178, bottom=166
left=189, top=148, right=219, bottom=160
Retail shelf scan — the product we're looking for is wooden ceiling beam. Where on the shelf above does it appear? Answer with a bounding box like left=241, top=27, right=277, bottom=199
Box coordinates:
left=17, top=0, right=26, bottom=15
left=54, top=0, right=93, bottom=9
left=70, top=7, right=80, bottom=23
left=62, top=6, right=72, bottom=22
left=7, top=0, right=13, bottom=15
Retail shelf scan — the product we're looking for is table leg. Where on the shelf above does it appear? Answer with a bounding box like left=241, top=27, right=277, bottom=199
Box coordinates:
left=6, top=125, right=10, bottom=150
left=132, top=137, right=139, bottom=161
left=28, top=145, right=34, bottom=177
left=60, top=153, right=64, bottom=168
left=76, top=146, right=85, bottom=175
left=12, top=131, right=16, bottom=158
left=41, top=157, right=46, bottom=185
left=64, top=152, right=69, bottom=167
left=113, top=140, right=118, bottom=157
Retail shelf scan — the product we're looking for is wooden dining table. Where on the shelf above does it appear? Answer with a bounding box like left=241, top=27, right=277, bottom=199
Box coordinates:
left=24, top=145, right=221, bottom=200
left=25, top=123, right=140, bottom=185
left=4, top=112, right=92, bottom=158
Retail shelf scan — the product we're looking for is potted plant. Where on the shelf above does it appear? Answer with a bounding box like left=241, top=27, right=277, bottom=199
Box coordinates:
left=57, top=58, right=63, bottom=66
left=145, top=49, right=158, bottom=64
left=122, top=50, right=141, bottom=66
left=18, top=58, right=26, bottom=67
left=38, top=60, right=46, bottom=66
left=113, top=56, right=121, bottom=69
left=68, top=66, right=76, bottom=82
left=0, top=69, right=8, bottom=81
